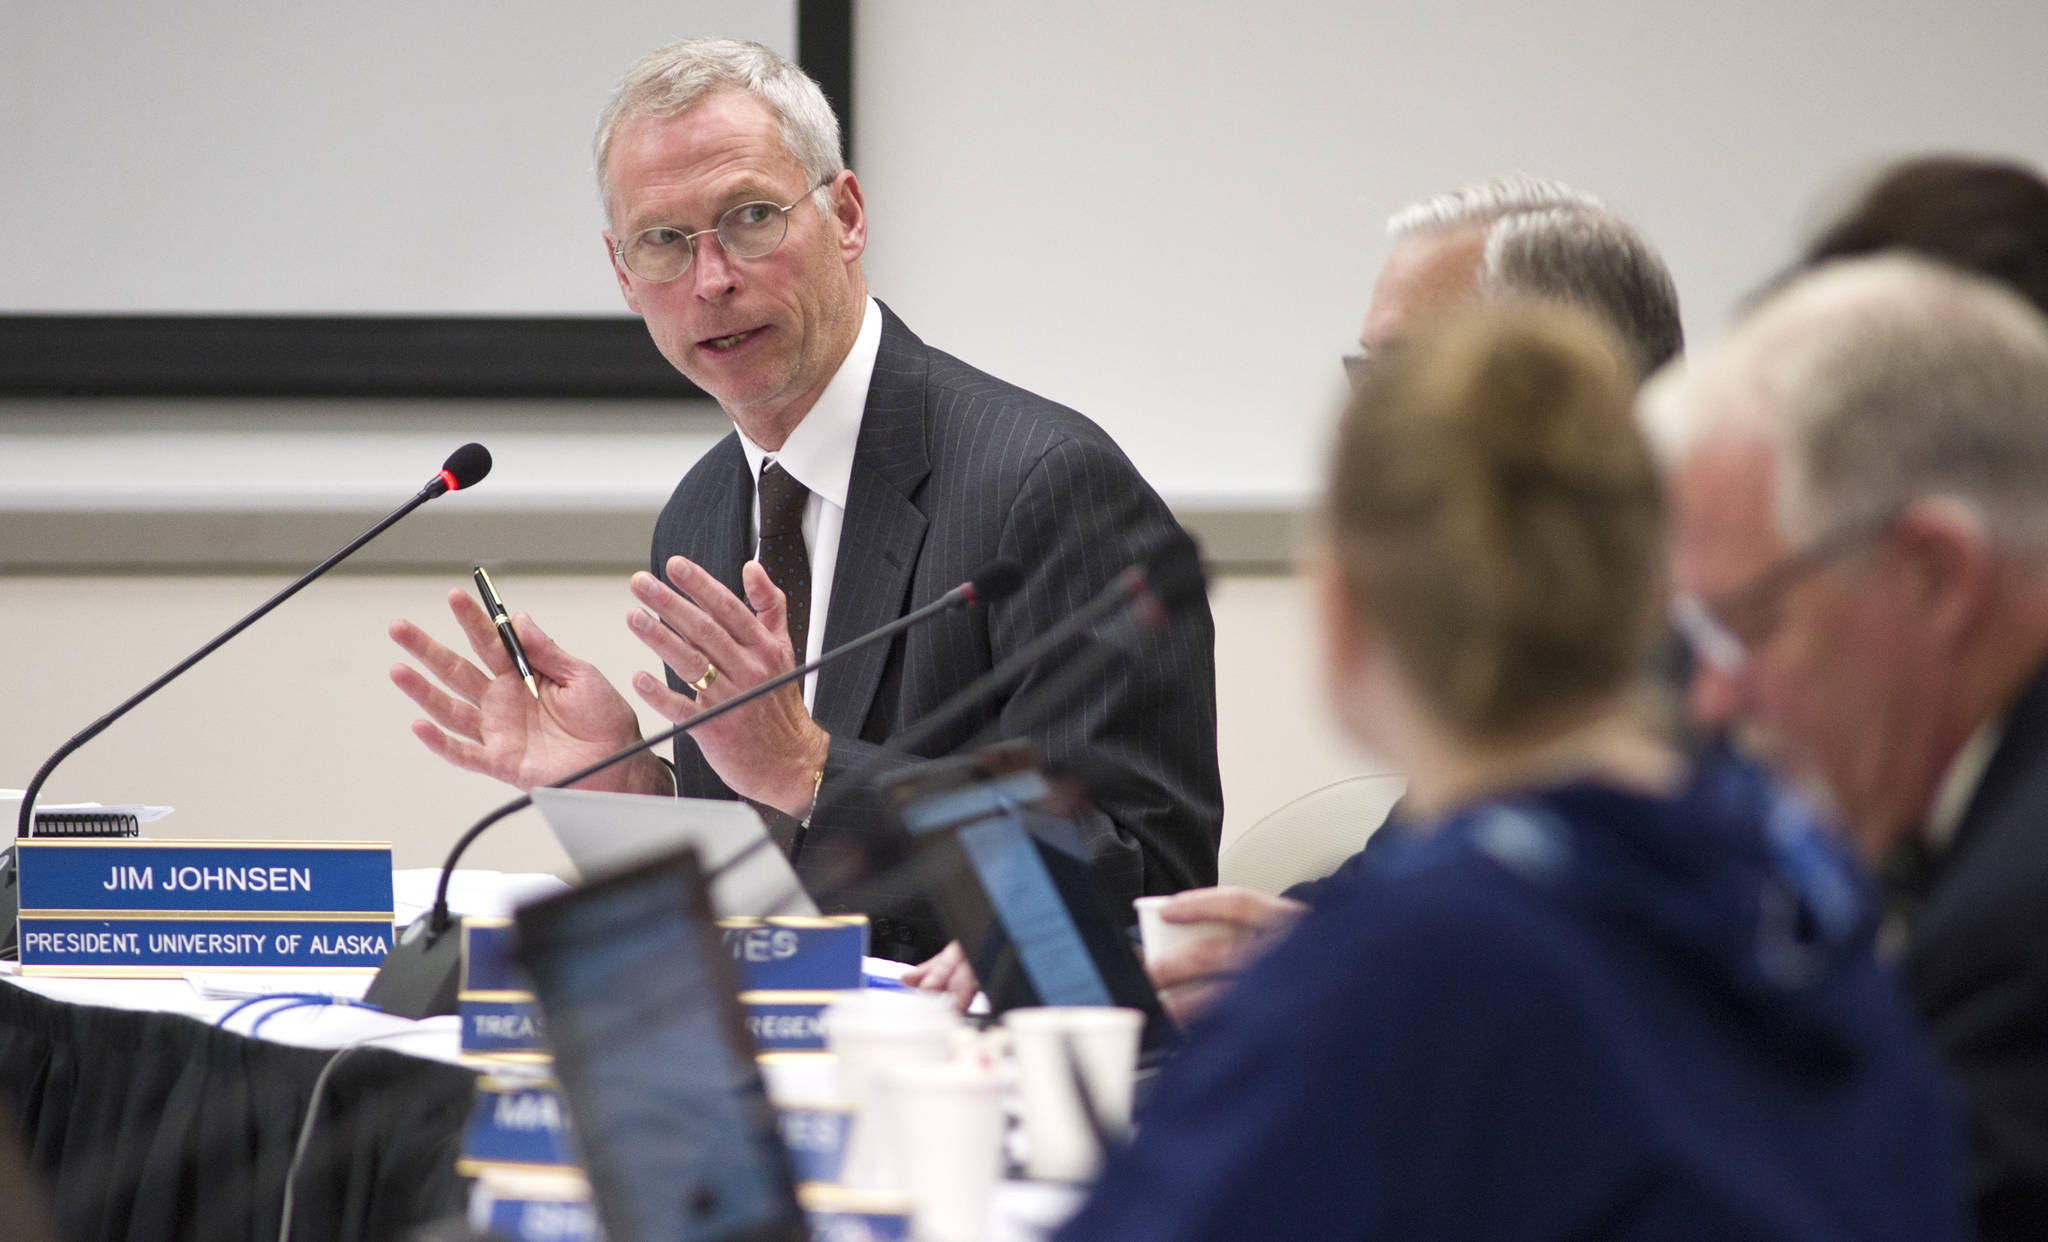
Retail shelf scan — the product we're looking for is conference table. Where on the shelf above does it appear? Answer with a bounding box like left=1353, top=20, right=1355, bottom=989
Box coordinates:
left=0, top=972, right=473, bottom=1242
left=0, top=868, right=565, bottom=1242
left=0, top=870, right=1089, bottom=1242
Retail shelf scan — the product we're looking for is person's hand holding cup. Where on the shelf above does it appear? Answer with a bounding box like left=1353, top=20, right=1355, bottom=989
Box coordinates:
left=1137, top=887, right=1308, bottom=1027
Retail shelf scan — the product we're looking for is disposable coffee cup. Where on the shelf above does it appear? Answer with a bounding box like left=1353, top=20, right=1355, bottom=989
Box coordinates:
left=758, top=1054, right=853, bottom=1185
left=1133, top=894, right=1247, bottom=962
left=1004, top=1006, right=1143, bottom=1183
left=824, top=989, right=961, bottom=1190
left=876, top=1060, right=1006, bottom=1242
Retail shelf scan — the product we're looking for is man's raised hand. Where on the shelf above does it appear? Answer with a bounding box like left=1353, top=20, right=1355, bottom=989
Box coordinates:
left=389, top=587, right=668, bottom=794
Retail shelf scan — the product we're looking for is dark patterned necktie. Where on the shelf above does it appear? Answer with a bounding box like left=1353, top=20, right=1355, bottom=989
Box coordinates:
left=757, top=459, right=813, bottom=663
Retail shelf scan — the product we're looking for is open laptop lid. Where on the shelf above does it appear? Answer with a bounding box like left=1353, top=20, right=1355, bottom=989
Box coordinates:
left=882, top=744, right=1179, bottom=1061
left=513, top=845, right=807, bottom=1242
left=530, top=788, right=817, bottom=918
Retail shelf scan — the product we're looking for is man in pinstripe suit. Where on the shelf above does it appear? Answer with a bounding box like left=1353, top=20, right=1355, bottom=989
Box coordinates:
left=391, top=37, right=1220, bottom=962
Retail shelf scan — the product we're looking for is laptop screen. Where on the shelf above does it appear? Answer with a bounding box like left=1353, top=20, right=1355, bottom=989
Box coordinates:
left=884, top=747, right=1179, bottom=1061
left=513, top=847, right=806, bottom=1242
left=529, top=787, right=818, bottom=918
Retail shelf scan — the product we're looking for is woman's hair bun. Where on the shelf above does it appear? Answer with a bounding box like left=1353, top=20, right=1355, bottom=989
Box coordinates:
left=1327, top=302, right=1665, bottom=739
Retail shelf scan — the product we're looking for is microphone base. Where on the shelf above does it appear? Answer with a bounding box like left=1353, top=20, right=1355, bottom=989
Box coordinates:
left=364, top=914, right=462, bottom=1019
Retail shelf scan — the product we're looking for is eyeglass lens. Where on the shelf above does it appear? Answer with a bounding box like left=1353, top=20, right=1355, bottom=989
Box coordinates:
left=618, top=197, right=802, bottom=282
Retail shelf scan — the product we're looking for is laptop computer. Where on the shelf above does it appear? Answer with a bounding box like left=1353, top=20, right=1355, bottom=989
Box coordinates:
left=529, top=788, right=817, bottom=919
left=512, top=845, right=809, bottom=1242
left=880, top=744, right=1179, bottom=1063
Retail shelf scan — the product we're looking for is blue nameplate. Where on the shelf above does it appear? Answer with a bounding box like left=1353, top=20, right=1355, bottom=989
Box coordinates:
left=798, top=1186, right=912, bottom=1241
left=720, top=915, right=868, bottom=992
left=17, top=916, right=391, bottom=972
left=469, top=1170, right=597, bottom=1242
left=16, top=840, right=392, bottom=913
left=463, top=999, right=548, bottom=1055
left=458, top=1079, right=578, bottom=1173
left=462, top=918, right=526, bottom=993
left=15, top=840, right=393, bottom=976
left=478, top=1194, right=599, bottom=1242
left=460, top=918, right=548, bottom=1057
left=775, top=1100, right=853, bottom=1185
left=741, top=990, right=840, bottom=1051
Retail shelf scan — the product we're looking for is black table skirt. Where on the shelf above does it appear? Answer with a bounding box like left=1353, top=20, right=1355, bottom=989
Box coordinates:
left=0, top=983, right=476, bottom=1242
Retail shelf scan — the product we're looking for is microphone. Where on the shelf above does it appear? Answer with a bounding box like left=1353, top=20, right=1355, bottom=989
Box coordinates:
left=0, top=445, right=492, bottom=957
left=363, top=558, right=1023, bottom=1017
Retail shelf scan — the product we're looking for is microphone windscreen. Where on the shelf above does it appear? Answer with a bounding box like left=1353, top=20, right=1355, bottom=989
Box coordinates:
left=441, top=442, right=493, bottom=490
left=1142, top=535, right=1209, bottom=611
left=970, top=559, right=1026, bottom=604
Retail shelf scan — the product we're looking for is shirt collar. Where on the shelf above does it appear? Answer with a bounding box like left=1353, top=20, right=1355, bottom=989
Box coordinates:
left=734, top=297, right=881, bottom=510
left=1925, top=713, right=2006, bottom=854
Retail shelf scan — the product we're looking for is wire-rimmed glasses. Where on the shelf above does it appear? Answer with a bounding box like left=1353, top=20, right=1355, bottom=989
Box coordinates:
left=1669, top=507, right=1901, bottom=675
left=611, top=180, right=831, bottom=283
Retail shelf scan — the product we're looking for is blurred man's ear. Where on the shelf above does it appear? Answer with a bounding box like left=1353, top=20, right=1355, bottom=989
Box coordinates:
left=1893, top=497, right=1998, bottom=645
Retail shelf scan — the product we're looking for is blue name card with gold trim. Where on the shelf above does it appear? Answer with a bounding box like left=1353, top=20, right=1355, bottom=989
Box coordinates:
left=477, top=1190, right=599, bottom=1242
left=461, top=918, right=548, bottom=1058
left=721, top=914, right=867, bottom=991
left=798, top=1185, right=912, bottom=1240
left=15, top=839, right=393, bottom=976
left=468, top=1169, right=597, bottom=1242
left=742, top=990, right=839, bottom=1051
left=458, top=1077, right=577, bottom=1173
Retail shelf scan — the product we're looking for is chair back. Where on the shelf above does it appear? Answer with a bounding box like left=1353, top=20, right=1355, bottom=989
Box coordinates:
left=1218, top=774, right=1406, bottom=896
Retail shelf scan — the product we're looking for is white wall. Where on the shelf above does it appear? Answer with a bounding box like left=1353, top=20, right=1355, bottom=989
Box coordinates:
left=12, top=1, right=2046, bottom=516
left=2, top=2, right=795, bottom=314
left=852, top=0, right=2048, bottom=500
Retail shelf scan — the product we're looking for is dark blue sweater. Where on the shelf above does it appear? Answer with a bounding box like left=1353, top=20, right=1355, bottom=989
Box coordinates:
left=1057, top=753, right=1971, bottom=1241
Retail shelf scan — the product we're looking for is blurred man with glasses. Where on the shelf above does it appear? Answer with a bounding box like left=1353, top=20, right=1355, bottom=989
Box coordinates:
left=1098, top=176, right=1686, bottom=1026
left=390, top=37, right=1222, bottom=964
left=1642, top=255, right=2048, bottom=1241
left=1347, top=175, right=1683, bottom=389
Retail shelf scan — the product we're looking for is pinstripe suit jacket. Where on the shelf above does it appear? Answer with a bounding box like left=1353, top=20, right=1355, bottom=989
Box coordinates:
left=652, top=303, right=1222, bottom=960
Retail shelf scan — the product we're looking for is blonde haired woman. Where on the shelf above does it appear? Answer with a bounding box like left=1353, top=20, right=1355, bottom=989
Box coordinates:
left=1056, top=306, right=1967, bottom=1241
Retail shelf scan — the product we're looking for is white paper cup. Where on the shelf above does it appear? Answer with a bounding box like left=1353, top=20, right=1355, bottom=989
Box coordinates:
left=755, top=1053, right=842, bottom=1105
left=1133, top=894, right=1247, bottom=962
left=823, top=989, right=961, bottom=1190
left=876, top=1060, right=1007, bottom=1242
left=1003, top=1006, right=1143, bottom=1183
left=758, top=1054, right=854, bottom=1185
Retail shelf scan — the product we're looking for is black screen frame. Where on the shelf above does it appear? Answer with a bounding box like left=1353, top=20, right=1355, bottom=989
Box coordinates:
left=512, top=846, right=807, bottom=1242
left=884, top=746, right=1180, bottom=1061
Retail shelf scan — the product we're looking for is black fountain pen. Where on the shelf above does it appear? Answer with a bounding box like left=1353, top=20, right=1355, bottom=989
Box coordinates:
left=472, top=565, right=540, bottom=699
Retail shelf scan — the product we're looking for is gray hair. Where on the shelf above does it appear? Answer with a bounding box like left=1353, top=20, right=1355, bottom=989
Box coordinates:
left=1390, top=175, right=1684, bottom=377
left=593, top=37, right=843, bottom=226
left=1641, top=255, right=2048, bottom=556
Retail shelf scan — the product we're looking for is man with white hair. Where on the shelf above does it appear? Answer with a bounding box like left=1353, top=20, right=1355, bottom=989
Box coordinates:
left=1645, top=254, right=2048, bottom=1240
left=390, top=37, right=1222, bottom=963
left=1356, top=174, right=1684, bottom=381
left=911, top=176, right=1685, bottom=1015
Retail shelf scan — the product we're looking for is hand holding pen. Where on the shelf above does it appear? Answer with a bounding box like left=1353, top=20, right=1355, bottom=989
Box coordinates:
left=390, top=569, right=674, bottom=795
left=472, top=565, right=540, bottom=699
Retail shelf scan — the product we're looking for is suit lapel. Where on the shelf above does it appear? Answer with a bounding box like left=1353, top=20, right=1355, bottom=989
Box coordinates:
left=675, top=438, right=752, bottom=602
left=1947, top=653, right=2048, bottom=867
left=812, top=306, right=933, bottom=737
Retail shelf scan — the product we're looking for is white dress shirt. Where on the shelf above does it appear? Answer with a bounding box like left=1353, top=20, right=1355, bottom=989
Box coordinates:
left=734, top=297, right=883, bottom=711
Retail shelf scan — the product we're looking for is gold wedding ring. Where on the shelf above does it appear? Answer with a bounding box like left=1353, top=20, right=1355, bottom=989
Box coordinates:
left=690, top=664, right=719, bottom=692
